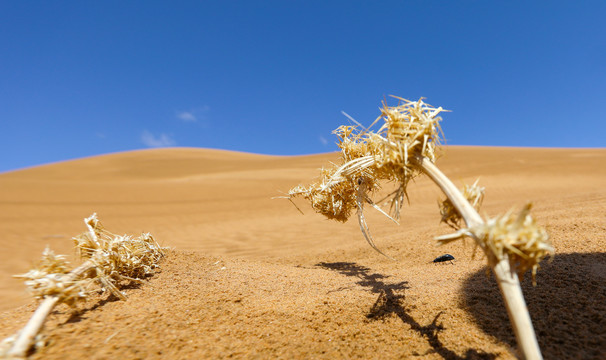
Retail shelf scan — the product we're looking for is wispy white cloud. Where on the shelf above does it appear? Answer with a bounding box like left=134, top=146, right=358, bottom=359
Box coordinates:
left=319, top=135, right=329, bottom=146
left=141, top=130, right=176, bottom=147
left=176, top=111, right=197, bottom=122
left=176, top=105, right=210, bottom=123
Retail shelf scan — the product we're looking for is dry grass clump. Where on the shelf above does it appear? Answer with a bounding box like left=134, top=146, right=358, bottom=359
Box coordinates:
left=1, top=214, right=166, bottom=359
left=15, top=213, right=165, bottom=305
left=72, top=214, right=165, bottom=300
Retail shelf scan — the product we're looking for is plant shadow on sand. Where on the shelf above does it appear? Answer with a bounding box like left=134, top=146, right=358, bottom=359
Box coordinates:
left=63, top=281, right=145, bottom=324
left=318, top=262, right=497, bottom=360
left=462, top=253, right=606, bottom=360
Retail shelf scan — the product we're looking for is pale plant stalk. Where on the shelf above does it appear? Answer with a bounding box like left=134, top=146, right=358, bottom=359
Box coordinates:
left=414, top=155, right=542, bottom=360
left=5, top=261, right=95, bottom=359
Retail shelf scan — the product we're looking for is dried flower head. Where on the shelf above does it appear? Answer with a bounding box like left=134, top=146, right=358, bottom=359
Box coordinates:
left=290, top=169, right=353, bottom=222
left=440, top=179, right=485, bottom=229
left=288, top=97, right=446, bottom=257
left=374, top=96, right=445, bottom=173
left=437, top=203, right=554, bottom=284
left=329, top=98, right=446, bottom=211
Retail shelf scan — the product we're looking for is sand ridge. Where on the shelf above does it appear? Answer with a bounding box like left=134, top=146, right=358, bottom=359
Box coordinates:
left=1, top=146, right=605, bottom=359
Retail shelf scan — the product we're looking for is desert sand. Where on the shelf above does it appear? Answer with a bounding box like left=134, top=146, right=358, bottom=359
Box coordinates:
left=0, top=146, right=604, bottom=359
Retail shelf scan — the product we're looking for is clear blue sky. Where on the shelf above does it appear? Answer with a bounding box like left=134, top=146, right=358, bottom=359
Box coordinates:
left=1, top=1, right=605, bottom=172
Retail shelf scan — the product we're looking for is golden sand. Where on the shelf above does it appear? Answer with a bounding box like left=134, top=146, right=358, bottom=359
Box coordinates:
left=1, top=146, right=605, bottom=359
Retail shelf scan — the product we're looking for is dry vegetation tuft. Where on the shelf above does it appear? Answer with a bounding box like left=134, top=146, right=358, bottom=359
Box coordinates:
left=289, top=97, right=446, bottom=256
left=72, top=214, right=165, bottom=300
left=287, top=96, right=553, bottom=360
left=1, top=214, right=166, bottom=359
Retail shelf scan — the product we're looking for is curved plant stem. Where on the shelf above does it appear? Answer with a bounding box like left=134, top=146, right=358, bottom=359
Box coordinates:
left=5, top=261, right=95, bottom=359
left=413, top=155, right=542, bottom=360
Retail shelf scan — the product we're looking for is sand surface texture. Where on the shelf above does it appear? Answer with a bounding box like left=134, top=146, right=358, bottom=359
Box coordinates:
left=0, top=146, right=605, bottom=359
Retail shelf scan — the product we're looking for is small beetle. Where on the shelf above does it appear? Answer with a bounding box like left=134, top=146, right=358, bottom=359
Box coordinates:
left=433, top=254, right=455, bottom=265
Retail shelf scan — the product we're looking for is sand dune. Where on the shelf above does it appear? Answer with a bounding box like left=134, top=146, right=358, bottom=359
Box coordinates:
left=1, top=146, right=605, bottom=359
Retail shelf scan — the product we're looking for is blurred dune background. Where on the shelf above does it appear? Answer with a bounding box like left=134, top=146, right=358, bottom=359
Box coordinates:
left=0, top=146, right=605, bottom=359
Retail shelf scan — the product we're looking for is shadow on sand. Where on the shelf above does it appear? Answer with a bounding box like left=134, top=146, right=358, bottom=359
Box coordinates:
left=63, top=281, right=145, bottom=324
left=318, top=262, right=497, bottom=360
left=462, top=252, right=606, bottom=360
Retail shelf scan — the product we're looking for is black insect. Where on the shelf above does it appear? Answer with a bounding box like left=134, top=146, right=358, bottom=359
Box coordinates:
left=433, top=254, right=455, bottom=265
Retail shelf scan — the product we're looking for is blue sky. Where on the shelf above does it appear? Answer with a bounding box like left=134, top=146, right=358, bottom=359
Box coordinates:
left=1, top=1, right=605, bottom=172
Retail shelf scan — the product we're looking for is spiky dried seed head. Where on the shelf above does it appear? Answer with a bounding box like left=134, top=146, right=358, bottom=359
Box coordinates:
left=437, top=203, right=553, bottom=284
left=375, top=96, right=445, bottom=172
left=289, top=97, right=446, bottom=221
left=288, top=97, right=446, bottom=257
left=476, top=203, right=553, bottom=284
left=288, top=165, right=381, bottom=222
left=440, top=179, right=485, bottom=229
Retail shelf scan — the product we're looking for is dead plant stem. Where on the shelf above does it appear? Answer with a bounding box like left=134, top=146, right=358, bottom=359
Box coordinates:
left=6, top=261, right=95, bottom=359
left=413, top=155, right=542, bottom=360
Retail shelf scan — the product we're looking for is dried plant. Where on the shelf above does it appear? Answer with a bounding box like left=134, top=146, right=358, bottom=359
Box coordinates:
left=287, top=96, right=552, bottom=360
left=289, top=98, right=446, bottom=256
left=72, top=214, right=165, bottom=300
left=437, top=203, right=552, bottom=285
left=439, top=179, right=484, bottom=230
left=1, top=214, right=166, bottom=359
